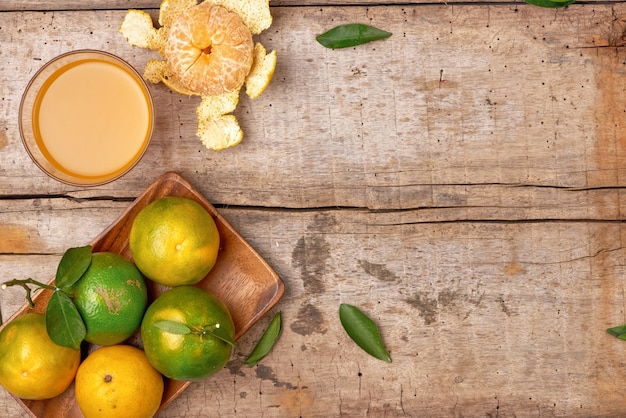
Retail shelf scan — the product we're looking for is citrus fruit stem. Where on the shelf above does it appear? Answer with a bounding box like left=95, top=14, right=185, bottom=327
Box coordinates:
left=1, top=278, right=57, bottom=308
left=198, top=323, right=237, bottom=347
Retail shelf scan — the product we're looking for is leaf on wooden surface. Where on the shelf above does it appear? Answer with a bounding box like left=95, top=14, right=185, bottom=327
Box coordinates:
left=45, top=291, right=86, bottom=350
left=607, top=324, right=626, bottom=340
left=245, top=311, right=282, bottom=367
left=339, top=304, right=391, bottom=363
left=524, top=0, right=575, bottom=8
left=316, top=24, right=392, bottom=49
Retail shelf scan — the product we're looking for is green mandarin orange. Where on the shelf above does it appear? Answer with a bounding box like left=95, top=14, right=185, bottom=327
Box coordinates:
left=69, top=252, right=148, bottom=346
left=140, top=285, right=235, bottom=380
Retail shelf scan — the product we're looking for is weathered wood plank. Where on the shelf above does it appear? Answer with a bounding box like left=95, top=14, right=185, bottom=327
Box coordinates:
left=1, top=3, right=626, bottom=417
left=1, top=5, right=625, bottom=221
left=0, top=0, right=615, bottom=11
left=1, top=203, right=626, bottom=416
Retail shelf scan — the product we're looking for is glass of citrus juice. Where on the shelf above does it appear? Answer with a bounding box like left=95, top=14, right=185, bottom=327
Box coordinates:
left=19, top=50, right=155, bottom=186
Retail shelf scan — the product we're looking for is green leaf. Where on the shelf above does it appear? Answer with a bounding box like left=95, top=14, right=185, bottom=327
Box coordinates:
left=316, top=24, right=392, bottom=49
left=204, top=324, right=237, bottom=348
left=524, top=0, right=575, bottom=8
left=154, top=320, right=192, bottom=335
left=245, top=311, right=282, bottom=367
left=339, top=304, right=391, bottom=363
left=55, top=245, right=92, bottom=289
left=45, top=291, right=86, bottom=350
left=608, top=324, right=626, bottom=340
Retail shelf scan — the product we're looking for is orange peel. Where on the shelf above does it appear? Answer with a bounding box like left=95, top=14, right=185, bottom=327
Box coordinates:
left=196, top=90, right=242, bottom=149
left=119, top=0, right=276, bottom=151
left=119, top=10, right=163, bottom=51
left=211, top=0, right=272, bottom=35
left=246, top=43, right=277, bottom=99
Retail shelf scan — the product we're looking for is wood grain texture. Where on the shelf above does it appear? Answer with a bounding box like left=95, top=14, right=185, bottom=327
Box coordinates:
left=0, top=0, right=614, bottom=10
left=1, top=5, right=625, bottom=217
left=1, top=1, right=626, bottom=417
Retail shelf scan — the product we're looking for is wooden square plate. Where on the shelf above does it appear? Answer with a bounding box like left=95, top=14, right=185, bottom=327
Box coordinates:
left=5, top=171, right=285, bottom=417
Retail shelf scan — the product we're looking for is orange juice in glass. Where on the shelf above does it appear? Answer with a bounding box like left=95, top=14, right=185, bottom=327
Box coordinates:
left=19, top=50, right=154, bottom=186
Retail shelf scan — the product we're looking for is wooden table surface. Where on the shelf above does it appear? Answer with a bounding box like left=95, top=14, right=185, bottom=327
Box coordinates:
left=2, top=0, right=626, bottom=416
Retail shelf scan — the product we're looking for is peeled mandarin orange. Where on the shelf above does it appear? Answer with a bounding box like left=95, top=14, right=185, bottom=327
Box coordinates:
left=120, top=0, right=277, bottom=150
left=164, top=3, right=253, bottom=96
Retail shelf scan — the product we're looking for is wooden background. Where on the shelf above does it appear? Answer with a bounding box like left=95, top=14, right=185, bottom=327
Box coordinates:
left=1, top=0, right=626, bottom=416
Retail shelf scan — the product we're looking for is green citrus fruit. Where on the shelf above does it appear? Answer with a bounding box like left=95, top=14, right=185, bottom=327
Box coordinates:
left=0, top=313, right=80, bottom=400
left=75, top=345, right=164, bottom=418
left=70, top=252, right=148, bottom=346
left=140, top=285, right=235, bottom=380
left=129, top=196, right=220, bottom=287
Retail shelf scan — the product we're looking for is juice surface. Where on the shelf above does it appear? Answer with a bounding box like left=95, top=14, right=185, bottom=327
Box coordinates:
left=33, top=59, right=152, bottom=179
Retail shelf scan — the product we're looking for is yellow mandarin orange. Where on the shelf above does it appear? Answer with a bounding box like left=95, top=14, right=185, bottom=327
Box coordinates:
left=129, top=196, right=220, bottom=287
left=0, top=313, right=80, bottom=400
left=75, top=345, right=164, bottom=418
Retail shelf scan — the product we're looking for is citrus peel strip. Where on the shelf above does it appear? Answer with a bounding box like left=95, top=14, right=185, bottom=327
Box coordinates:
left=246, top=43, right=277, bottom=99
left=119, top=10, right=162, bottom=50
left=211, top=0, right=273, bottom=35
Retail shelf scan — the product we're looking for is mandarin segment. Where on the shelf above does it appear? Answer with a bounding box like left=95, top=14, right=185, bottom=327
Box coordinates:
left=157, top=0, right=197, bottom=55
left=145, top=58, right=201, bottom=95
left=162, top=71, right=203, bottom=96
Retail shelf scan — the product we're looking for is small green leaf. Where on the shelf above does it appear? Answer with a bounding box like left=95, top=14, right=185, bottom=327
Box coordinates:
left=45, top=291, right=86, bottom=350
left=524, top=0, right=574, bottom=8
left=339, top=304, right=391, bottom=363
left=608, top=324, right=626, bottom=340
left=316, top=24, right=392, bottom=49
left=205, top=324, right=237, bottom=348
left=55, top=245, right=92, bottom=289
left=245, top=311, right=282, bottom=367
left=154, top=320, right=192, bottom=335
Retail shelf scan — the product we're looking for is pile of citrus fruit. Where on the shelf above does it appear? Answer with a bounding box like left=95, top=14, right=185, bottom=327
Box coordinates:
left=0, top=196, right=235, bottom=418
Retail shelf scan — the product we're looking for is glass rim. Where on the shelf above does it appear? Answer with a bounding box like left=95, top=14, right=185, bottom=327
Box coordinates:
left=19, top=49, right=155, bottom=187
